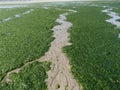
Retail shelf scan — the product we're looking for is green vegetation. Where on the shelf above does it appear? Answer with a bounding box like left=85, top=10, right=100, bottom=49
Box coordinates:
left=64, top=7, right=120, bottom=90
left=0, top=8, right=29, bottom=20
left=0, top=6, right=65, bottom=89
left=55, top=83, right=60, bottom=89
left=0, top=1, right=120, bottom=90
left=0, top=61, right=51, bottom=90
left=117, top=19, right=120, bottom=22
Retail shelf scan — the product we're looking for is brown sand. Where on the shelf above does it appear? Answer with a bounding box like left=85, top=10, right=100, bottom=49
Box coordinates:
left=38, top=12, right=80, bottom=90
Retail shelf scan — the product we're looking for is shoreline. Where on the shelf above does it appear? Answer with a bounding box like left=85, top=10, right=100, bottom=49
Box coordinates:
left=0, top=0, right=75, bottom=4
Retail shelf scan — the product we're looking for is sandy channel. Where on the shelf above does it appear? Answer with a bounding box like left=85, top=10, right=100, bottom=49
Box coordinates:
left=38, top=12, right=80, bottom=90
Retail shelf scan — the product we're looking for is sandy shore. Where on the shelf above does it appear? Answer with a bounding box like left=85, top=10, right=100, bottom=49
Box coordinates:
left=0, top=0, right=75, bottom=4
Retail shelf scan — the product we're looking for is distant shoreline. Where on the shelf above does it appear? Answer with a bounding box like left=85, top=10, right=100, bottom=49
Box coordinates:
left=0, top=0, right=75, bottom=4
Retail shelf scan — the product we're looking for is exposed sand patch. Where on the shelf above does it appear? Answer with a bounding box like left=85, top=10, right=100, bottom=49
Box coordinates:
left=14, top=14, right=21, bottom=18
left=22, top=9, right=33, bottom=14
left=0, top=9, right=34, bottom=23
left=101, top=8, right=120, bottom=27
left=2, top=17, right=12, bottom=22
left=101, top=7, right=120, bottom=38
left=68, top=9, right=77, bottom=13
left=38, top=11, right=80, bottom=90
